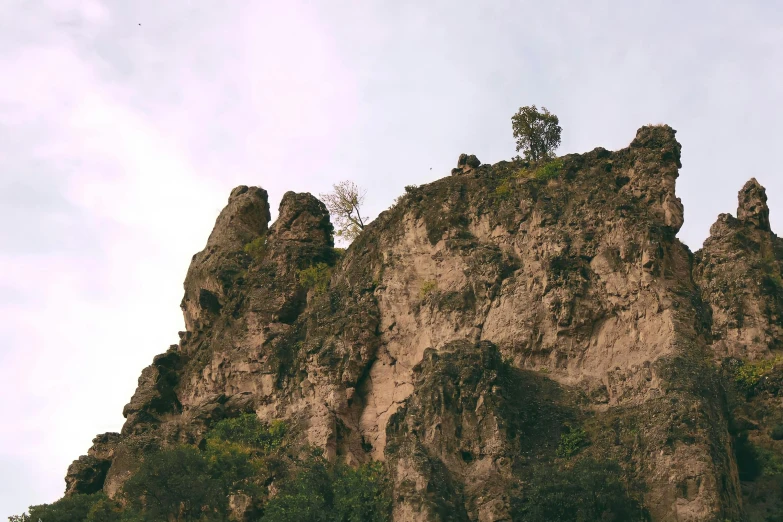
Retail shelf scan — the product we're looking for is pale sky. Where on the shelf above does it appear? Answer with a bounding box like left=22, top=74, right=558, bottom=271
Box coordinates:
left=1, top=0, right=782, bottom=517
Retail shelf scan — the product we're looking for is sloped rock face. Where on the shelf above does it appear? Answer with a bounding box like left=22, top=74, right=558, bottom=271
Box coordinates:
left=694, top=179, right=783, bottom=521
left=385, top=341, right=577, bottom=521
left=64, top=433, right=119, bottom=495
left=351, top=125, right=738, bottom=521
left=63, top=125, right=783, bottom=521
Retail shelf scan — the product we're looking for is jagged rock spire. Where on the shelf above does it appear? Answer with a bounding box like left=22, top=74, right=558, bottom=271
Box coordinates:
left=204, top=185, right=271, bottom=250
left=737, top=178, right=770, bottom=231
left=630, top=124, right=682, bottom=168
left=181, top=186, right=271, bottom=332
left=270, top=191, right=333, bottom=246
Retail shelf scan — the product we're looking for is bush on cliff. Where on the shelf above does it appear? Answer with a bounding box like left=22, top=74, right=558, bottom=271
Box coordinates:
left=261, top=450, right=391, bottom=522
left=8, top=493, right=138, bottom=522
left=10, top=415, right=391, bottom=522
left=512, top=458, right=649, bottom=522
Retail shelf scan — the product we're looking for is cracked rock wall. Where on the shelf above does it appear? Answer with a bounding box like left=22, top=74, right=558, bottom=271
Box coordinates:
left=62, top=125, right=783, bottom=522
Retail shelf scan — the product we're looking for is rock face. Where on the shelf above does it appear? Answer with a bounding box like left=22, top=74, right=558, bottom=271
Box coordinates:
left=693, top=178, right=783, bottom=521
left=63, top=125, right=783, bottom=521
left=695, top=179, right=783, bottom=360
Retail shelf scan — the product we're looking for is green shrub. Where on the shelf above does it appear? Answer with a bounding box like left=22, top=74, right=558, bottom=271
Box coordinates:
left=262, top=452, right=391, bottom=522
left=533, top=158, right=564, bottom=181
left=512, top=459, right=649, bottom=521
left=734, top=357, right=782, bottom=394
left=420, top=280, right=437, bottom=298
left=556, top=426, right=588, bottom=458
left=206, top=414, right=286, bottom=453
left=298, top=263, right=332, bottom=295
left=332, top=462, right=392, bottom=522
left=14, top=493, right=128, bottom=522
left=495, top=180, right=512, bottom=199
left=85, top=497, right=136, bottom=522
left=15, top=419, right=391, bottom=522
left=757, top=446, right=783, bottom=476
left=260, top=452, right=333, bottom=522
left=771, top=424, right=783, bottom=441
left=243, top=235, right=268, bottom=259
left=122, top=445, right=229, bottom=521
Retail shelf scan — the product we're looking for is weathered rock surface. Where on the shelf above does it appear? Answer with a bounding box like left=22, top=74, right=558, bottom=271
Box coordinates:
left=62, top=125, right=783, bottom=521
left=694, top=178, right=783, bottom=521
left=695, top=179, right=783, bottom=360
left=64, top=432, right=119, bottom=495
left=385, top=341, right=576, bottom=521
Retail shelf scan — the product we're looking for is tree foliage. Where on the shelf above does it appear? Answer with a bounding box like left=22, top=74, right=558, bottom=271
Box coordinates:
left=511, top=105, right=562, bottom=163
left=320, top=181, right=368, bottom=242
left=512, top=459, right=649, bottom=522
left=10, top=415, right=391, bottom=522
left=122, top=415, right=285, bottom=520
left=332, top=461, right=391, bottom=522
left=261, top=451, right=391, bottom=522
left=206, top=415, right=286, bottom=452
left=122, top=445, right=229, bottom=521
left=8, top=493, right=136, bottom=522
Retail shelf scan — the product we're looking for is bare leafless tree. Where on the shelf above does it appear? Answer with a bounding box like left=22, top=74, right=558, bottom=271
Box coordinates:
left=320, top=180, right=368, bottom=242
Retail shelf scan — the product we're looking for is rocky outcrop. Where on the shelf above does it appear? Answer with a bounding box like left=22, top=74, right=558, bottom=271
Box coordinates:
left=386, top=341, right=576, bottom=521
left=64, top=432, right=119, bottom=495
left=695, top=179, right=783, bottom=359
left=61, top=125, right=783, bottom=521
left=179, top=185, right=271, bottom=333
left=121, top=349, right=182, bottom=435
left=694, top=179, right=783, bottom=521
left=453, top=154, right=482, bottom=175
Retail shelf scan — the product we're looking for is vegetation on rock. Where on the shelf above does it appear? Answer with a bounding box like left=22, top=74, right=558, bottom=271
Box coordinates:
left=733, top=356, right=783, bottom=395
left=11, top=415, right=390, bottom=522
left=533, top=157, right=564, bottom=180
left=297, top=262, right=332, bottom=295
left=511, top=105, right=562, bottom=162
left=261, top=452, right=391, bottom=522
left=419, top=279, right=437, bottom=298
left=511, top=459, right=649, bottom=521
left=33, top=124, right=783, bottom=521
left=243, top=235, right=268, bottom=260
left=320, top=180, right=368, bottom=242
left=556, top=426, right=588, bottom=458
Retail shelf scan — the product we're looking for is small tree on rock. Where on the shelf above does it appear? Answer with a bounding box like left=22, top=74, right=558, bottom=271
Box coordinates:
left=511, top=105, right=562, bottom=162
left=320, top=181, right=368, bottom=242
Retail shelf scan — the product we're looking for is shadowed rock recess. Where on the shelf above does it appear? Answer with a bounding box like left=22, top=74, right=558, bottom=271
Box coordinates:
left=64, top=125, right=783, bottom=521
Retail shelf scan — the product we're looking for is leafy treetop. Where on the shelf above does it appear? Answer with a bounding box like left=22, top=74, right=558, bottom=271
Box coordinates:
left=511, top=105, right=562, bottom=163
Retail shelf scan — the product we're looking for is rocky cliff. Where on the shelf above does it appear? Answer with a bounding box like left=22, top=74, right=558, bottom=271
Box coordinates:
left=64, top=125, right=783, bottom=521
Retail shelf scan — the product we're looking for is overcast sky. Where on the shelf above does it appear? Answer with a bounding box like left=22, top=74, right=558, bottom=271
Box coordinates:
left=1, top=0, right=782, bottom=516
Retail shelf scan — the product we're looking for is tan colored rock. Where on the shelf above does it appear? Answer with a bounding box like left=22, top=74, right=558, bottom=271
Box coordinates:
left=62, top=125, right=776, bottom=521
left=695, top=179, right=783, bottom=359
